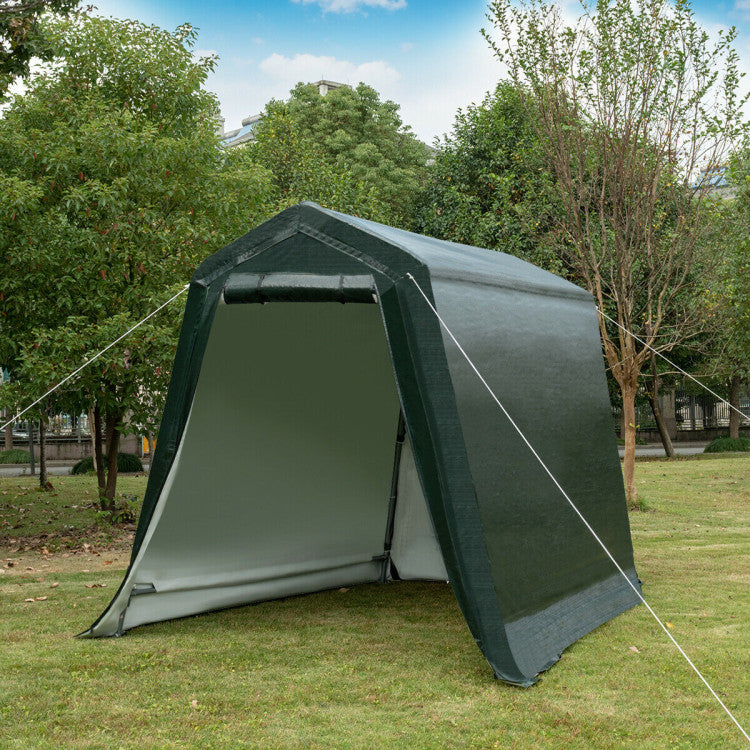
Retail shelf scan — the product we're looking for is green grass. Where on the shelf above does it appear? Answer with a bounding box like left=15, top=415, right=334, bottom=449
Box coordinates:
left=0, top=457, right=748, bottom=748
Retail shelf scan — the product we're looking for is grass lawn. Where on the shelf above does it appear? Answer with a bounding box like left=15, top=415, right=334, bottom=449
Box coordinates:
left=1, top=456, right=748, bottom=748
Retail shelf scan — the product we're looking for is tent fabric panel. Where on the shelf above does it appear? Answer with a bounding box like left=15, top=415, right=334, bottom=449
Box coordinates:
left=134, top=301, right=400, bottom=597
left=230, top=232, right=388, bottom=282
left=380, top=279, right=530, bottom=685
left=504, top=571, right=640, bottom=678
left=90, top=299, right=402, bottom=635
left=428, top=277, right=640, bottom=662
left=389, top=434, right=448, bottom=581
left=122, top=561, right=381, bottom=633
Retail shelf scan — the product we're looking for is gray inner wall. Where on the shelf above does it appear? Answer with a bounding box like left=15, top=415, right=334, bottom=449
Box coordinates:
left=131, top=300, right=446, bottom=608
left=390, top=435, right=448, bottom=581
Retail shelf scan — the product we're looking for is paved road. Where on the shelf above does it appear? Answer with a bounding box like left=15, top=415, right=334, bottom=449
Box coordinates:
left=0, top=444, right=710, bottom=479
left=618, top=442, right=708, bottom=458
left=0, top=462, right=150, bottom=478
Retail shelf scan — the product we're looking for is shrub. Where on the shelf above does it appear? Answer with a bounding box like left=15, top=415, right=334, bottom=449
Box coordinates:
left=704, top=436, right=750, bottom=453
left=71, top=452, right=144, bottom=474
left=0, top=448, right=31, bottom=463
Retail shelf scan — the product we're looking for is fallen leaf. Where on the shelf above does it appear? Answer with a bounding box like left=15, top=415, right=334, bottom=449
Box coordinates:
left=50, top=582, right=59, bottom=589
left=338, top=587, right=349, bottom=593
left=103, top=560, right=113, bottom=565
left=24, top=598, right=34, bottom=603
left=629, top=646, right=640, bottom=653
left=191, top=699, right=198, bottom=708
left=85, top=583, right=106, bottom=588
left=35, top=596, right=47, bottom=601
left=666, top=622, right=674, bottom=629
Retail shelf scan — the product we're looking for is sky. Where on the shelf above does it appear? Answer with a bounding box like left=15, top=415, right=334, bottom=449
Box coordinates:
left=89, top=0, right=750, bottom=145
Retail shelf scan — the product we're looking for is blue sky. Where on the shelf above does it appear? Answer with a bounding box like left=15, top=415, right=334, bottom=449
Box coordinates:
left=91, top=0, right=750, bottom=144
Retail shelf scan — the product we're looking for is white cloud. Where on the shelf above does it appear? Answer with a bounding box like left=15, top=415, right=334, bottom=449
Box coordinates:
left=259, top=52, right=401, bottom=88
left=292, top=0, right=406, bottom=12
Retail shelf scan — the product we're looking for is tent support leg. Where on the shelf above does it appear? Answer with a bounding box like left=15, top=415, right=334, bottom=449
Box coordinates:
left=381, top=410, right=406, bottom=583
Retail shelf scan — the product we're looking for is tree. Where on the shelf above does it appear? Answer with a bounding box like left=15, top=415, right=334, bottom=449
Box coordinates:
left=0, top=0, right=77, bottom=96
left=418, top=81, right=564, bottom=272
left=249, top=82, right=430, bottom=227
left=0, top=15, right=269, bottom=508
left=240, top=96, right=388, bottom=222
left=484, top=0, right=747, bottom=504
left=703, top=157, right=750, bottom=438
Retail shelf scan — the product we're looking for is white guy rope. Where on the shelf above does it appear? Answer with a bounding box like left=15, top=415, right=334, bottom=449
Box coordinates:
left=0, top=284, right=189, bottom=433
left=405, top=273, right=749, bottom=743
left=597, top=307, right=748, bottom=422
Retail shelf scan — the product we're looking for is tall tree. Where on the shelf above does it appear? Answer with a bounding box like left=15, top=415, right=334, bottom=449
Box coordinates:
left=484, top=0, right=747, bottom=504
left=703, top=157, right=750, bottom=437
left=418, top=81, right=564, bottom=272
left=0, top=15, right=269, bottom=508
left=241, top=96, right=388, bottom=222
left=249, top=82, right=430, bottom=227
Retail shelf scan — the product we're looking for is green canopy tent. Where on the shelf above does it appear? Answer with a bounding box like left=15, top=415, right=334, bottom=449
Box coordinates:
left=83, top=202, right=640, bottom=686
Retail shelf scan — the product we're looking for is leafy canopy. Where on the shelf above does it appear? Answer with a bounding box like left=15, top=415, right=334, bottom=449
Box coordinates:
left=0, top=0, right=77, bottom=96
left=247, top=82, right=430, bottom=227
left=418, top=81, right=563, bottom=272
left=0, top=14, right=269, bottom=499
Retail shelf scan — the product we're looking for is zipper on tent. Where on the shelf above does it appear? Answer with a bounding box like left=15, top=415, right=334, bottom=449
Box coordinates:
left=381, top=410, right=406, bottom=583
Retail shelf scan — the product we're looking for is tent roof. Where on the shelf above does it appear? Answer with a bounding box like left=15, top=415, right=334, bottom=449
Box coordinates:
left=193, top=202, right=589, bottom=301
left=313, top=204, right=588, bottom=299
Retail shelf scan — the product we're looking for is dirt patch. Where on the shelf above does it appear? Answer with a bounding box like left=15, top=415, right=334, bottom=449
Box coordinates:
left=1, top=522, right=136, bottom=554
left=0, top=539, right=132, bottom=575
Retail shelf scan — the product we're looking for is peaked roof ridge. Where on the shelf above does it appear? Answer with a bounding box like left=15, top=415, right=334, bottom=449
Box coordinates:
left=302, top=202, right=590, bottom=301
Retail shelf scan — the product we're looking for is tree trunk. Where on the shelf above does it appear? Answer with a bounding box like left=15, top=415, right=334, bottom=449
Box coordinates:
left=620, top=381, right=638, bottom=508
left=729, top=374, right=741, bottom=440
left=38, top=418, right=48, bottom=489
left=103, top=409, right=123, bottom=508
left=3, top=409, right=12, bottom=451
left=92, top=404, right=106, bottom=497
left=647, top=352, right=675, bottom=458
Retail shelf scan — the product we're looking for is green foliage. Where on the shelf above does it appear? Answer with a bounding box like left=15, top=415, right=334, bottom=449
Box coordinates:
left=418, top=81, right=563, bottom=271
left=0, top=0, right=77, bottom=96
left=246, top=82, right=429, bottom=226
left=93, top=492, right=139, bottom=525
left=701, top=153, right=750, bottom=381
left=704, top=436, right=750, bottom=453
left=0, top=447, right=30, bottom=463
left=238, top=98, right=386, bottom=222
left=0, top=14, right=271, bottom=501
left=71, top=452, right=143, bottom=475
